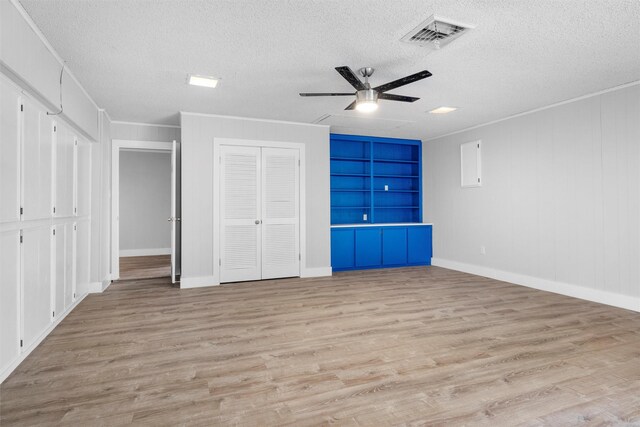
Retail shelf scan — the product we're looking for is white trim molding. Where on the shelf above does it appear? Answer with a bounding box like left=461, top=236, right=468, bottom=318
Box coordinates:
left=181, top=276, right=219, bottom=289
left=120, top=248, right=171, bottom=257
left=432, top=258, right=640, bottom=313
left=111, top=120, right=181, bottom=129
left=181, top=111, right=329, bottom=128
left=301, top=267, right=332, bottom=278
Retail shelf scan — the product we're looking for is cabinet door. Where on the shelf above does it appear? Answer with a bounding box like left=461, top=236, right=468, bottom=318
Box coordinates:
left=65, top=223, right=76, bottom=309
left=331, top=228, right=355, bottom=270
left=76, top=220, right=90, bottom=298
left=382, top=227, right=407, bottom=265
left=55, top=123, right=75, bottom=217
left=407, top=226, right=432, bottom=265
left=0, top=78, right=21, bottom=223
left=22, top=99, right=54, bottom=220
left=54, top=224, right=66, bottom=317
left=355, top=228, right=382, bottom=267
left=22, top=226, right=53, bottom=349
left=76, top=139, right=91, bottom=217
left=0, top=230, right=21, bottom=371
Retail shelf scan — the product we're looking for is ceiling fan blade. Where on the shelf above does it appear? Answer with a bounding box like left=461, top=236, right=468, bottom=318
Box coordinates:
left=374, top=70, right=432, bottom=93
left=378, top=93, right=420, bottom=103
left=335, top=66, right=366, bottom=91
left=299, top=92, right=354, bottom=97
left=344, top=100, right=357, bottom=110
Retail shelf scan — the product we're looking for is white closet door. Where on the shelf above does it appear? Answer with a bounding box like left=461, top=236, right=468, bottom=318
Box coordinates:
left=22, top=99, right=54, bottom=220
left=0, top=230, right=21, bottom=371
left=220, top=146, right=261, bottom=283
left=75, top=220, right=90, bottom=298
left=0, top=78, right=21, bottom=223
left=76, top=140, right=91, bottom=217
left=54, top=224, right=66, bottom=317
left=261, top=148, right=300, bottom=279
left=21, top=226, right=53, bottom=349
left=55, top=123, right=75, bottom=217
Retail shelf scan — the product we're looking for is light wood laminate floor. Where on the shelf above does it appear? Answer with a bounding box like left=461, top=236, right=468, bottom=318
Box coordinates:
left=119, top=255, right=171, bottom=280
left=1, top=267, right=639, bottom=425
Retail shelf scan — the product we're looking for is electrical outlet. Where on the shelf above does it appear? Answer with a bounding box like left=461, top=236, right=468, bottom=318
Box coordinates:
left=480, top=246, right=486, bottom=255
left=363, top=213, right=367, bottom=221
left=384, top=185, right=389, bottom=191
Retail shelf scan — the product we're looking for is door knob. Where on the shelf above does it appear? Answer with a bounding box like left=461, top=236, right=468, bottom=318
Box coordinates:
left=255, top=220, right=260, bottom=224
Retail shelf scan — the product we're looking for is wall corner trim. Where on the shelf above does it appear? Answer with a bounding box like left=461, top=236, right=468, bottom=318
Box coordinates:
left=431, top=258, right=640, bottom=313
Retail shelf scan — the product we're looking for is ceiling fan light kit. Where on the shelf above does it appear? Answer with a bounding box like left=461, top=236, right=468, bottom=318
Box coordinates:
left=300, top=66, right=431, bottom=113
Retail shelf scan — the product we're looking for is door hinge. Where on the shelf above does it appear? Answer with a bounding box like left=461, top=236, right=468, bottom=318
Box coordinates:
left=219, top=259, right=221, bottom=266
left=20, top=207, right=23, bottom=215
left=477, top=143, right=480, bottom=149
left=20, top=232, right=23, bottom=244
left=53, top=311, right=55, bottom=317
left=20, top=339, right=23, bottom=347
left=20, top=104, right=23, bottom=112
left=74, top=207, right=77, bottom=214
left=299, top=253, right=301, bottom=260
left=53, top=206, right=56, bottom=214
left=478, top=178, right=481, bottom=183
left=74, top=225, right=77, bottom=231
left=54, top=125, right=56, bottom=132
left=73, top=293, right=76, bottom=298
left=53, top=229, right=56, bottom=236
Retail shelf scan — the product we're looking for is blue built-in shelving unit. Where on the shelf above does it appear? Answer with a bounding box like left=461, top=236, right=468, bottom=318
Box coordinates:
left=330, top=133, right=422, bottom=224
left=330, top=134, right=432, bottom=272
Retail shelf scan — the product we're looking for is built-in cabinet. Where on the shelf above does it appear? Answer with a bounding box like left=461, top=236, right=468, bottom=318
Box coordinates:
left=0, top=75, right=92, bottom=381
left=331, top=225, right=432, bottom=271
left=330, top=134, right=432, bottom=271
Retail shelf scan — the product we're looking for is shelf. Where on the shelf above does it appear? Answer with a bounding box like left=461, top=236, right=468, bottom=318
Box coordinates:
left=331, top=189, right=370, bottom=192
left=373, top=158, right=418, bottom=164
left=374, top=190, right=419, bottom=193
left=374, top=206, right=420, bottom=209
left=330, top=156, right=370, bottom=162
left=331, top=173, right=370, bottom=177
left=374, top=174, right=419, bottom=178
left=332, top=206, right=371, bottom=209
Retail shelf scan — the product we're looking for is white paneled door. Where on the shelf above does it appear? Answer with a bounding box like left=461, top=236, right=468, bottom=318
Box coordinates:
left=261, top=148, right=300, bottom=280
left=0, top=230, right=21, bottom=370
left=219, top=145, right=300, bottom=283
left=0, top=77, right=21, bottom=223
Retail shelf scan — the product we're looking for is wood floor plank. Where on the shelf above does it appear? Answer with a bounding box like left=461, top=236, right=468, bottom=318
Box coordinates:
left=1, top=266, right=639, bottom=425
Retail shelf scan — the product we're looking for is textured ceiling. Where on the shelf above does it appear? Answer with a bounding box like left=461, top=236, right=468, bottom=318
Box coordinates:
left=19, top=0, right=640, bottom=139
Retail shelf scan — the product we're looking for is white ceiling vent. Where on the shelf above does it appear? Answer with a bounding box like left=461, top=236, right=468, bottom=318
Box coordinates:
left=401, top=15, right=474, bottom=49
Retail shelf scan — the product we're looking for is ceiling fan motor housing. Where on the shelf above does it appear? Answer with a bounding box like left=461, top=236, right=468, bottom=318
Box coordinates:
left=356, top=89, right=378, bottom=104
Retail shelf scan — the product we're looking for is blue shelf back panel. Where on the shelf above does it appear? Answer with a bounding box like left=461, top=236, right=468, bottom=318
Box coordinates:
left=330, top=133, right=423, bottom=225
left=332, top=225, right=432, bottom=271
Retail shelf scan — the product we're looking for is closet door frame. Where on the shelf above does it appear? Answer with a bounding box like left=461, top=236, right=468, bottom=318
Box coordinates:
left=213, top=138, right=306, bottom=285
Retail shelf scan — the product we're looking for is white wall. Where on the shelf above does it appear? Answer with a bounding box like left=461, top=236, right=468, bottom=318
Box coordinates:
left=424, top=83, right=640, bottom=312
left=0, top=0, right=99, bottom=140
left=111, top=121, right=181, bottom=142
left=119, top=150, right=171, bottom=256
left=180, top=113, right=331, bottom=286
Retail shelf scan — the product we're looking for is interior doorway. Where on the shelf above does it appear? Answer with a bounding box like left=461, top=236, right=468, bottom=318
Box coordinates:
left=111, top=140, right=181, bottom=282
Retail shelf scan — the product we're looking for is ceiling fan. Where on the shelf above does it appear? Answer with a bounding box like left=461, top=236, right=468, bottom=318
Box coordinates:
left=300, top=66, right=432, bottom=112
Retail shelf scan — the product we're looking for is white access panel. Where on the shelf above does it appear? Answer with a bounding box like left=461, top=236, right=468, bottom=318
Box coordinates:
left=461, top=140, right=482, bottom=188
left=21, top=226, right=53, bottom=349
left=261, top=148, right=300, bottom=279
left=76, top=139, right=91, bottom=217
left=53, top=224, right=66, bottom=317
left=220, top=146, right=262, bottom=283
left=75, top=220, right=90, bottom=298
left=22, top=98, right=54, bottom=221
left=55, top=123, right=75, bottom=217
left=0, top=230, right=21, bottom=372
left=0, top=78, right=21, bottom=223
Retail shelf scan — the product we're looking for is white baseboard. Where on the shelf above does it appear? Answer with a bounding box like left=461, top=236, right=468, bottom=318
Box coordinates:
left=82, top=276, right=112, bottom=294
left=301, top=266, right=333, bottom=278
left=0, top=293, right=88, bottom=384
left=120, top=248, right=170, bottom=257
left=431, top=258, right=640, bottom=313
left=181, top=276, right=219, bottom=289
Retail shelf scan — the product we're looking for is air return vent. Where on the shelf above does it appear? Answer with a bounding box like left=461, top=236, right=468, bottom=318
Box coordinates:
left=401, top=15, right=474, bottom=49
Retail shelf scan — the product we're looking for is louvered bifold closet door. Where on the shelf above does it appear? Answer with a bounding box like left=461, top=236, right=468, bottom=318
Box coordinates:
left=220, top=146, right=262, bottom=283
left=261, top=148, right=300, bottom=279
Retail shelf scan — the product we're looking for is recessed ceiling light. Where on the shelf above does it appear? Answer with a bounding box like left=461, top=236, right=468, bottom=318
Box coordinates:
left=187, top=74, right=219, bottom=88
left=429, top=106, right=457, bottom=114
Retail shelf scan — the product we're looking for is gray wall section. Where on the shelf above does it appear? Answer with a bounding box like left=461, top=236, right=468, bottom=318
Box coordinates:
left=423, top=84, right=640, bottom=300
left=119, top=150, right=171, bottom=253
left=180, top=113, right=331, bottom=281
left=111, top=122, right=181, bottom=142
